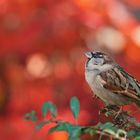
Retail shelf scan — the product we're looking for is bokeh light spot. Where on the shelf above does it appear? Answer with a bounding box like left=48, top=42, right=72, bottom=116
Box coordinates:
left=96, top=27, right=126, bottom=53
left=26, top=53, right=51, bottom=78
left=131, top=26, right=140, bottom=47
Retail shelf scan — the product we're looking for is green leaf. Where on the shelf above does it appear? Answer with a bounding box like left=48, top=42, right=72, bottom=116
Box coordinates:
left=48, top=122, right=82, bottom=140
left=36, top=122, right=47, bottom=130
left=136, top=123, right=140, bottom=127
left=49, top=103, right=57, bottom=117
left=69, top=137, right=80, bottom=140
left=70, top=96, right=80, bottom=119
left=64, top=123, right=73, bottom=136
left=82, top=127, right=96, bottom=136
left=99, top=122, right=114, bottom=130
left=48, top=125, right=63, bottom=133
left=48, top=122, right=72, bottom=134
left=70, top=125, right=81, bottom=138
left=24, top=110, right=38, bottom=122
left=135, top=136, right=140, bottom=140
left=36, top=119, right=52, bottom=130
left=42, top=102, right=51, bottom=117
left=42, top=102, right=57, bottom=117
left=127, top=129, right=140, bottom=138
left=24, top=113, right=31, bottom=120
left=89, top=129, right=96, bottom=136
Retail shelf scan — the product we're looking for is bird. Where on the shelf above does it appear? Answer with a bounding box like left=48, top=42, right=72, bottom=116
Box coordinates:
left=85, top=51, right=140, bottom=108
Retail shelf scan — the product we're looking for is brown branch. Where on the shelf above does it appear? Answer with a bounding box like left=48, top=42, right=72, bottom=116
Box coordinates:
left=95, top=129, right=127, bottom=140
left=100, top=105, right=140, bottom=131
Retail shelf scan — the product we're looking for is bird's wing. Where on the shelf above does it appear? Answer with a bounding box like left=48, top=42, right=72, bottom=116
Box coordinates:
left=100, top=65, right=140, bottom=101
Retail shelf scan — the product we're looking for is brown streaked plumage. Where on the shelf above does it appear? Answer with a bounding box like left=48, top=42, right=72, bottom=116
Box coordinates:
left=85, top=51, right=140, bottom=107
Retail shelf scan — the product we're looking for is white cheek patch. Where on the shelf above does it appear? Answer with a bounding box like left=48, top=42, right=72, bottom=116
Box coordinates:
left=87, top=63, right=113, bottom=72
left=92, top=65, right=102, bottom=70
left=86, top=58, right=113, bottom=73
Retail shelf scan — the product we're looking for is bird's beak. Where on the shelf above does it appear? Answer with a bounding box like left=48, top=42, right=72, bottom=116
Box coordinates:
left=85, top=52, right=92, bottom=59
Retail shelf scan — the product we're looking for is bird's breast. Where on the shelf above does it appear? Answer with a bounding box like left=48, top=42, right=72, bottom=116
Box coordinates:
left=85, top=72, right=131, bottom=106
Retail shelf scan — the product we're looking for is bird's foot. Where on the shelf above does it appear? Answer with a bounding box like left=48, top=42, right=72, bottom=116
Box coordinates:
left=114, top=106, right=123, bottom=119
left=99, top=105, right=121, bottom=117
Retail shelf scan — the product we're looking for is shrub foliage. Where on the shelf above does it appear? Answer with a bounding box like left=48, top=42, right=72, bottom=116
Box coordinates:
left=25, top=96, right=140, bottom=140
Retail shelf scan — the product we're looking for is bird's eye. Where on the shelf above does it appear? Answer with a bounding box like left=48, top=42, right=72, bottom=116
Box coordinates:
left=98, top=54, right=103, bottom=58
left=92, top=54, right=98, bottom=58
left=92, top=53, right=103, bottom=59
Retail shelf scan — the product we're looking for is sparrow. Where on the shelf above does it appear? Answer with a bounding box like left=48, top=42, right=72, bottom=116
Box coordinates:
left=85, top=51, right=140, bottom=107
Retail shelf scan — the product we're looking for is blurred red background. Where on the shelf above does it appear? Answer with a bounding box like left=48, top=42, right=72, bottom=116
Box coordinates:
left=0, top=0, right=140, bottom=140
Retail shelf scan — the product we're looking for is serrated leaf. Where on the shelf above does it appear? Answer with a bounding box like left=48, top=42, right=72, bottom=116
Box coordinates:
left=70, top=97, right=80, bottom=119
left=42, top=102, right=57, bottom=117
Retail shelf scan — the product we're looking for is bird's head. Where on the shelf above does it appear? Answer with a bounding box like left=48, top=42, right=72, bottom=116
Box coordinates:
left=85, top=51, right=114, bottom=73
